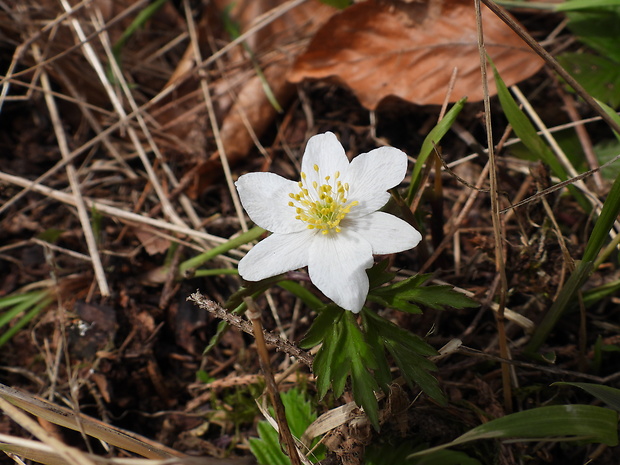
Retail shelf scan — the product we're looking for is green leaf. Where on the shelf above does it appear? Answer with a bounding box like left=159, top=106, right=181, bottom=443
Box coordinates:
left=406, top=97, right=466, bottom=205
left=345, top=313, right=380, bottom=430
left=594, top=139, right=620, bottom=180
left=563, top=6, right=620, bottom=62
left=0, top=291, right=53, bottom=348
left=369, top=274, right=478, bottom=314
left=596, top=99, right=620, bottom=141
left=558, top=53, right=620, bottom=108
left=525, top=260, right=594, bottom=354
left=362, top=309, right=445, bottom=404
left=556, top=0, right=620, bottom=11
left=554, top=382, right=620, bottom=412
left=310, top=310, right=382, bottom=429
left=582, top=172, right=620, bottom=264
left=300, top=304, right=343, bottom=349
left=312, top=322, right=340, bottom=398
left=0, top=296, right=53, bottom=348
left=582, top=278, right=620, bottom=307
left=250, top=422, right=290, bottom=465
left=409, top=405, right=619, bottom=458
left=363, top=320, right=393, bottom=392
left=366, top=441, right=481, bottom=465
left=112, top=0, right=168, bottom=66
left=367, top=260, right=396, bottom=290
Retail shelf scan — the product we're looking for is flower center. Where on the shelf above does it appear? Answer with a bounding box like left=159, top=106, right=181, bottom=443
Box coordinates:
left=288, top=164, right=358, bottom=234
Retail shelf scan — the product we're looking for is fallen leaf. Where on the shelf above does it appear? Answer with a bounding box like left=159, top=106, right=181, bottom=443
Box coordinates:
left=288, top=0, right=545, bottom=108
left=133, top=226, right=171, bottom=255
left=186, top=0, right=336, bottom=195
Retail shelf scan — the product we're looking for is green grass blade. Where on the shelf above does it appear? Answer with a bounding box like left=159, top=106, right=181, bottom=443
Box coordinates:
left=406, top=97, right=466, bottom=205
left=0, top=292, right=41, bottom=310
left=221, top=6, right=283, bottom=112
left=582, top=174, right=620, bottom=263
left=554, top=382, right=620, bottom=411
left=555, top=0, right=620, bottom=12
left=0, top=296, right=53, bottom=348
left=112, top=0, right=168, bottom=63
left=595, top=98, right=620, bottom=142
left=0, top=291, right=50, bottom=328
left=409, top=405, right=618, bottom=458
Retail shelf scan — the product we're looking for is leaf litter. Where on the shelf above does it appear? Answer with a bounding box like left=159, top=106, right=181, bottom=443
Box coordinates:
left=1, top=0, right=620, bottom=464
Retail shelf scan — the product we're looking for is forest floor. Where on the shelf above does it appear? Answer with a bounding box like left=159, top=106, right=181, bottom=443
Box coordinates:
left=1, top=1, right=619, bottom=465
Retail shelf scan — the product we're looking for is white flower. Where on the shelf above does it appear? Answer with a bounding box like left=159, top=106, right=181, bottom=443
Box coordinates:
left=235, top=132, right=422, bottom=313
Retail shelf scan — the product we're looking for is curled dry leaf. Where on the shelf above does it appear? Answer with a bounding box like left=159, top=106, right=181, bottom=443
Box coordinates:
left=157, top=0, right=335, bottom=194
left=288, top=0, right=545, bottom=108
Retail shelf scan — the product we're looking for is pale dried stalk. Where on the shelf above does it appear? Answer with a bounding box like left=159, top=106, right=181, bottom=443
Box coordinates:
left=0, top=396, right=96, bottom=465
left=182, top=0, right=248, bottom=232
left=87, top=5, right=208, bottom=239
left=33, top=43, right=110, bottom=297
left=474, top=0, right=512, bottom=413
left=0, top=171, right=228, bottom=245
left=58, top=0, right=186, bottom=231
left=245, top=297, right=303, bottom=465
left=187, top=292, right=314, bottom=368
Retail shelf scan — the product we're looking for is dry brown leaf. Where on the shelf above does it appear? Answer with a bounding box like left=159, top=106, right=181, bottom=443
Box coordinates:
left=288, top=0, right=545, bottom=108
left=133, top=226, right=171, bottom=255
left=214, top=0, right=336, bottom=160
left=183, top=0, right=336, bottom=194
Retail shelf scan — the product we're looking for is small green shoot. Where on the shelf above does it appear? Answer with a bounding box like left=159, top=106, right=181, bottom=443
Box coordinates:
left=406, top=97, right=466, bottom=205
left=0, top=290, right=54, bottom=348
left=249, top=388, right=324, bottom=465
left=112, top=0, right=168, bottom=69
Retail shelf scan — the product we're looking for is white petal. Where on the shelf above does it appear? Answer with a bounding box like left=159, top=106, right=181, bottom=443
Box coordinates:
left=238, top=231, right=312, bottom=281
left=307, top=230, right=374, bottom=313
left=235, top=172, right=306, bottom=233
left=346, top=212, right=422, bottom=255
left=346, top=146, right=408, bottom=217
left=301, top=132, right=350, bottom=185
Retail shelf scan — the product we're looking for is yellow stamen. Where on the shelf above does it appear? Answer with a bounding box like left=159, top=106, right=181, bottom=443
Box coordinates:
left=288, top=164, right=357, bottom=235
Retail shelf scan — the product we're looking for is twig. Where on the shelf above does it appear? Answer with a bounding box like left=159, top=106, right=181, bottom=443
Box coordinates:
left=0, top=171, right=228, bottom=246
left=245, top=297, right=303, bottom=465
left=33, top=43, right=110, bottom=297
left=474, top=0, right=512, bottom=413
left=58, top=0, right=189, bottom=234
left=186, top=292, right=313, bottom=368
left=480, top=0, right=620, bottom=137
left=182, top=0, right=248, bottom=232
left=500, top=151, right=620, bottom=213
left=0, top=396, right=96, bottom=465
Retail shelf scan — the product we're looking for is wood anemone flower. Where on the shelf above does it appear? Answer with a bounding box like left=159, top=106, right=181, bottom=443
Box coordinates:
left=235, top=132, right=422, bottom=313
